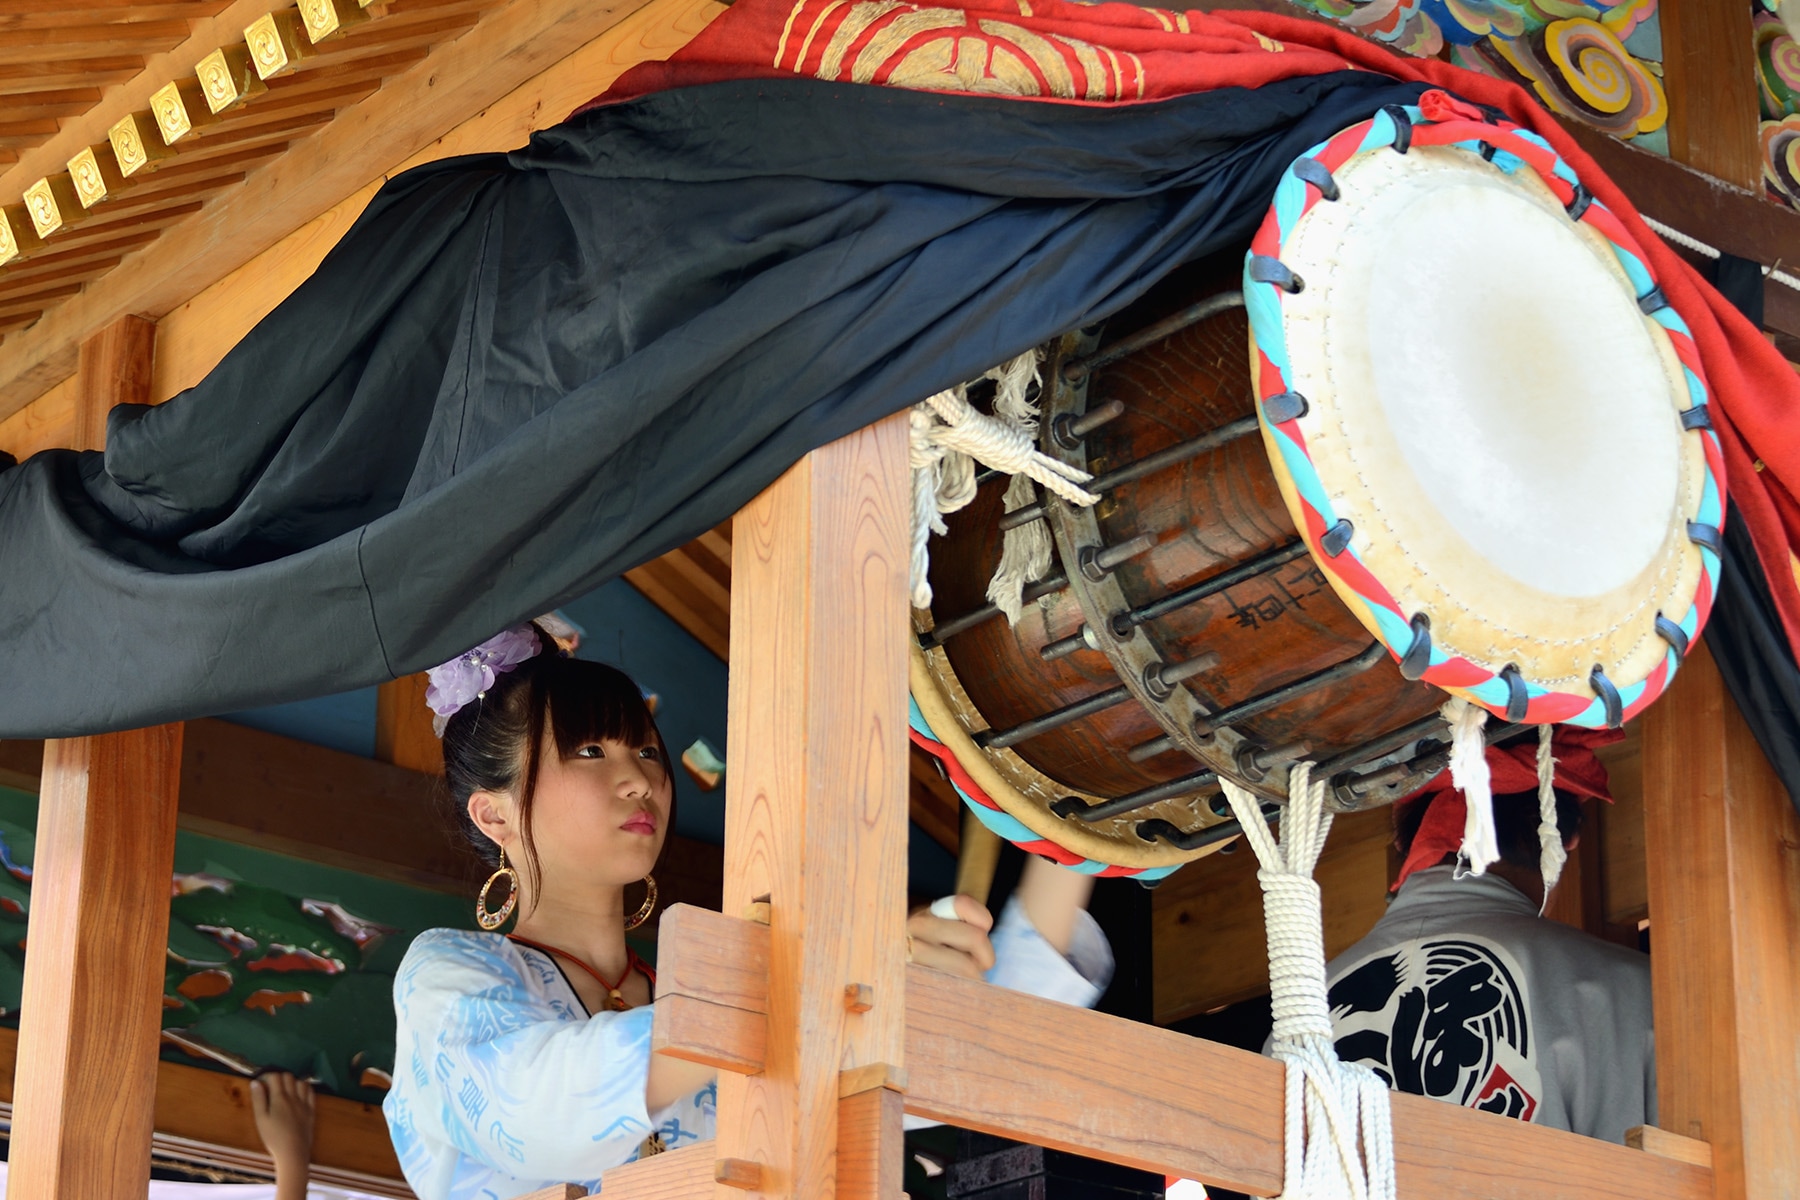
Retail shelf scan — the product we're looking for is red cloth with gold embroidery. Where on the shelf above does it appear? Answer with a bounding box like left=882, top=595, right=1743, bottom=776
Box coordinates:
left=591, top=0, right=1800, bottom=661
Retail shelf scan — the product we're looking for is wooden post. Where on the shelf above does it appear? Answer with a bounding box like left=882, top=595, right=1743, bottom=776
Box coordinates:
left=713, top=413, right=911, bottom=1199
left=1658, top=0, right=1763, bottom=191
left=7, top=728, right=183, bottom=1199
left=8, top=314, right=179, bottom=1200
left=1642, top=641, right=1800, bottom=1199
left=71, top=314, right=153, bottom=452
left=375, top=673, right=442, bottom=774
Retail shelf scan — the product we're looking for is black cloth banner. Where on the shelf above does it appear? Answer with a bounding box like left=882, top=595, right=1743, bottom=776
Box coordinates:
left=1702, top=251, right=1800, bottom=812
left=0, top=73, right=1429, bottom=737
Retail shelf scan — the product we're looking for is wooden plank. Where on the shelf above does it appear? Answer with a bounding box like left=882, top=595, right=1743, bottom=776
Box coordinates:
left=1641, top=640, right=1800, bottom=1199
left=0, top=372, right=72, bottom=460
left=1658, top=0, right=1762, bottom=191
left=838, top=1085, right=904, bottom=1200
left=624, top=556, right=731, bottom=660
left=1597, top=722, right=1648, bottom=929
left=374, top=671, right=440, bottom=775
left=0, top=0, right=709, bottom=417
left=1558, top=120, right=1800, bottom=343
left=598, top=1143, right=716, bottom=1199
left=3, top=716, right=726, bottom=912
left=72, top=312, right=152, bottom=449
left=1151, top=805, right=1390, bottom=1023
left=656, top=906, right=1714, bottom=1200
left=7, top=725, right=184, bottom=1200
left=716, top=412, right=911, bottom=1198
left=1626, top=1125, right=1713, bottom=1169
left=179, top=716, right=478, bottom=892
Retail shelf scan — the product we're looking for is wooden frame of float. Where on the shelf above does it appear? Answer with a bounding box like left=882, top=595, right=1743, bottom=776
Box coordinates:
left=0, top=0, right=1796, bottom=1197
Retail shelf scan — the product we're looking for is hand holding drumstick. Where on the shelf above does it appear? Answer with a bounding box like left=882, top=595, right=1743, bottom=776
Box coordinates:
left=907, top=856, right=1097, bottom=978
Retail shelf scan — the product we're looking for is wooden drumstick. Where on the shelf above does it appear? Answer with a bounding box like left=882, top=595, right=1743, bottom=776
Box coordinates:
left=952, top=808, right=1003, bottom=908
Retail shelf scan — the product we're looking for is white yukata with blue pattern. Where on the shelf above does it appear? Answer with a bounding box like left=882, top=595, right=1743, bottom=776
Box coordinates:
left=384, top=895, right=1113, bottom=1200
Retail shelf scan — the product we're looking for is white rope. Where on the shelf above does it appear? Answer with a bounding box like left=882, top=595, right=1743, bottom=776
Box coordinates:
left=1221, top=764, right=1395, bottom=1200
left=1640, top=213, right=1800, bottom=294
left=1442, top=697, right=1498, bottom=877
left=907, top=351, right=1100, bottom=611
left=1535, top=724, right=1565, bottom=913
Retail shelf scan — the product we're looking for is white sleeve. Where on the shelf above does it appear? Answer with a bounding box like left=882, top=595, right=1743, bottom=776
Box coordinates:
left=387, top=930, right=657, bottom=1184
left=984, top=894, right=1115, bottom=1008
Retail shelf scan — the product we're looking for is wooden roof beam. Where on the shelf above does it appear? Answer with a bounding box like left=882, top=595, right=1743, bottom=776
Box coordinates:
left=0, top=0, right=668, bottom=417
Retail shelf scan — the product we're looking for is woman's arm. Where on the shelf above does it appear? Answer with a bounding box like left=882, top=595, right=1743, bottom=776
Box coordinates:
left=250, top=1071, right=314, bottom=1200
left=647, top=1051, right=717, bottom=1112
left=1012, top=855, right=1096, bottom=956
left=905, top=857, right=1112, bottom=1002
left=390, top=931, right=671, bottom=1184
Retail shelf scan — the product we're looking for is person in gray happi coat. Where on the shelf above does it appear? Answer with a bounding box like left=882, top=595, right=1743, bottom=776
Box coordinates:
left=1322, top=728, right=1654, bottom=1144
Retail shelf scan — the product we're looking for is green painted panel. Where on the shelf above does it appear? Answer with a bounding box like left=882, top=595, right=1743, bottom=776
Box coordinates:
left=0, top=785, right=477, bottom=1105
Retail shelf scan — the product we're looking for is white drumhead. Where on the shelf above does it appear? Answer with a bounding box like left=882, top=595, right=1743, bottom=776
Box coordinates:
left=1363, top=173, right=1679, bottom=598
left=1272, top=143, right=1705, bottom=690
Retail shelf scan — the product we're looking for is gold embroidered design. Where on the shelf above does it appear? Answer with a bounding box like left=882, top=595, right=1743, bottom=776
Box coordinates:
left=777, top=0, right=1144, bottom=99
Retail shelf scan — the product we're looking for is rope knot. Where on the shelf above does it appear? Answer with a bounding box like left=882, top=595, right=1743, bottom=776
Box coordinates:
left=1220, top=763, right=1394, bottom=1200
left=907, top=352, right=1099, bottom=612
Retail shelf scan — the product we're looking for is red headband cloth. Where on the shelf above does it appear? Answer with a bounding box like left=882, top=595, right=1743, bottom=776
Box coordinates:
left=1392, top=727, right=1623, bottom=890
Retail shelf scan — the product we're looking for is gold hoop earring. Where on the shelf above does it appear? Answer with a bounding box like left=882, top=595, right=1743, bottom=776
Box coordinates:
left=624, top=873, right=658, bottom=931
left=476, top=848, right=520, bottom=931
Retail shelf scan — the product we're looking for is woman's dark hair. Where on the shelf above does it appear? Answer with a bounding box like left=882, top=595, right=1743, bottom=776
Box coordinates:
left=1394, top=786, right=1584, bottom=871
left=440, top=623, right=667, bottom=903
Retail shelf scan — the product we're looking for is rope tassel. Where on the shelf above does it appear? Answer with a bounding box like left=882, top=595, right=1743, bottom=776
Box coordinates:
left=1443, top=697, right=1498, bottom=877
left=1535, top=723, right=1565, bottom=913
left=1220, top=765, right=1395, bottom=1200
left=907, top=350, right=1100, bottom=612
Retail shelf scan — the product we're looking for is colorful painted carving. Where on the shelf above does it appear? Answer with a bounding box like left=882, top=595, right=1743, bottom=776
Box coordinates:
left=0, top=788, right=476, bottom=1103
left=681, top=737, right=726, bottom=791
left=246, top=945, right=347, bottom=975
left=1287, top=0, right=1669, bottom=153
left=1758, top=3, right=1800, bottom=208
left=177, top=969, right=236, bottom=1000
left=244, top=988, right=314, bottom=1015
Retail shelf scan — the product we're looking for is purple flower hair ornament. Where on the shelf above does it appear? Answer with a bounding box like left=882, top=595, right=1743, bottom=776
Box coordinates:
left=425, top=624, right=544, bottom=735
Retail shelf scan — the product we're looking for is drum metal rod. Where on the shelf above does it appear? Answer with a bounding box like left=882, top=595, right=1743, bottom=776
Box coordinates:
left=1079, top=533, right=1157, bottom=582
left=1126, top=734, right=1175, bottom=762
left=1192, top=641, right=1387, bottom=736
left=1236, top=739, right=1312, bottom=783
left=976, top=683, right=1131, bottom=750
left=1052, top=769, right=1219, bottom=823
left=916, top=573, right=1069, bottom=650
left=998, top=416, right=1261, bottom=532
left=1052, top=399, right=1126, bottom=449
left=1059, top=291, right=1246, bottom=384
left=1143, top=650, right=1223, bottom=700
left=1326, top=720, right=1529, bottom=810
left=1136, top=805, right=1279, bottom=852
left=1111, top=540, right=1311, bottom=636
left=1311, top=713, right=1447, bottom=778
left=1040, top=627, right=1096, bottom=661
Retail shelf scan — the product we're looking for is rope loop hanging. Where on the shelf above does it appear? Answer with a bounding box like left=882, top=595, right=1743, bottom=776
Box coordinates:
left=1220, top=763, right=1396, bottom=1200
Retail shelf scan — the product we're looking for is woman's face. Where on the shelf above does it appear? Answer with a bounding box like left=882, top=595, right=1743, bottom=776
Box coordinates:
left=514, top=728, right=673, bottom=895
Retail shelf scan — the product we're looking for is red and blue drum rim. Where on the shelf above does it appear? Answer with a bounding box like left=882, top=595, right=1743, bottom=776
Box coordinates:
left=1244, top=94, right=1726, bottom=730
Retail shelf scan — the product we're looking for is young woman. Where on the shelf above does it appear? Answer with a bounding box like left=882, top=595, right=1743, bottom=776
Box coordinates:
left=383, top=621, right=1113, bottom=1200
